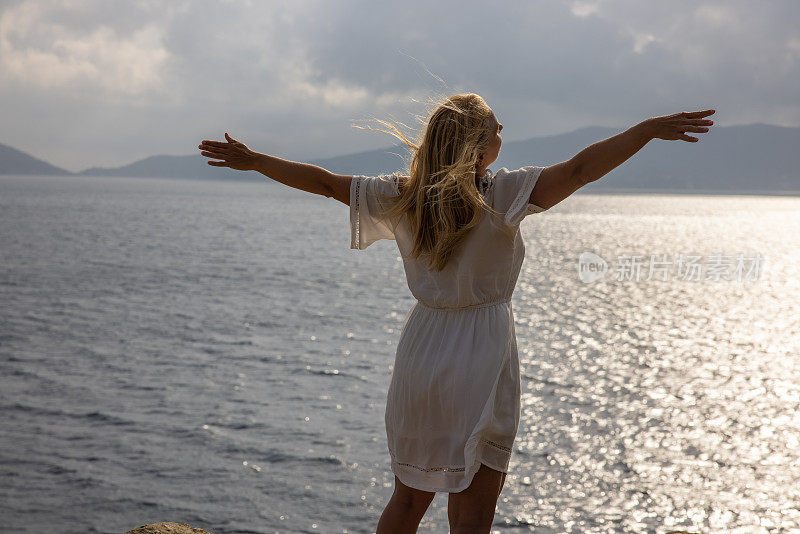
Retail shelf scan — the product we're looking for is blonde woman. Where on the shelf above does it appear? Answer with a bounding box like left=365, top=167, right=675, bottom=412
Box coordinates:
left=198, top=95, right=713, bottom=534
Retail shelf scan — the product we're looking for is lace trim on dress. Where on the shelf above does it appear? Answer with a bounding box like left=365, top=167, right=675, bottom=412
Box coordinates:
left=390, top=438, right=512, bottom=473
left=394, top=460, right=466, bottom=473
left=350, top=176, right=362, bottom=249
left=505, top=167, right=546, bottom=227
left=350, top=172, right=403, bottom=250
left=482, top=438, right=512, bottom=453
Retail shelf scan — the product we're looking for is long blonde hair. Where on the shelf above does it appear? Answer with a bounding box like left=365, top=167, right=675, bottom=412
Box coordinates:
left=355, top=93, right=501, bottom=271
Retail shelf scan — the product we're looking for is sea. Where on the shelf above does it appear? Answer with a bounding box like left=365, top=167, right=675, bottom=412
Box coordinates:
left=1, top=174, right=799, bottom=534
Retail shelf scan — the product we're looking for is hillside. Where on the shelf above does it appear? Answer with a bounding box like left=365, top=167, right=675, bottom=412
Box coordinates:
left=2, top=123, right=798, bottom=193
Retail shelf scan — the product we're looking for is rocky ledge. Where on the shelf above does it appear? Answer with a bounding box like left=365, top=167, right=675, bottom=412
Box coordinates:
left=123, top=522, right=214, bottom=534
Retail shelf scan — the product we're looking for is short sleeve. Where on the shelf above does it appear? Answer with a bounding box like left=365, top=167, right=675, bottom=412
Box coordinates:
left=350, top=172, right=402, bottom=250
left=492, top=166, right=548, bottom=228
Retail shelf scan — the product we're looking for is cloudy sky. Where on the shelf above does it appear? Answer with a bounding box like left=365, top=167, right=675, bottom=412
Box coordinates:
left=1, top=0, right=798, bottom=173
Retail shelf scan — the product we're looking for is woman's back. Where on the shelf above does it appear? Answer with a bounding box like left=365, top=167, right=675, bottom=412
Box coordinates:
left=350, top=165, right=548, bottom=309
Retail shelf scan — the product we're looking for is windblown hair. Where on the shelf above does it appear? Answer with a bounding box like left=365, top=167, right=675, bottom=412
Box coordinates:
left=355, top=93, right=502, bottom=271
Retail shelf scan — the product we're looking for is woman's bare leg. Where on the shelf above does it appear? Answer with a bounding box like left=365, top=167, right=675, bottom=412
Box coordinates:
left=375, top=475, right=435, bottom=534
left=447, top=463, right=505, bottom=534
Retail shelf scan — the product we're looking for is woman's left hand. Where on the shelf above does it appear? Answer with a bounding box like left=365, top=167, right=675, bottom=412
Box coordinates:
left=641, top=109, right=715, bottom=143
left=198, top=133, right=260, bottom=171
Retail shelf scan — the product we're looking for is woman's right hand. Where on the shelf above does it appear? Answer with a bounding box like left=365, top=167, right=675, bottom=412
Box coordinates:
left=198, top=133, right=260, bottom=171
left=642, top=109, right=715, bottom=142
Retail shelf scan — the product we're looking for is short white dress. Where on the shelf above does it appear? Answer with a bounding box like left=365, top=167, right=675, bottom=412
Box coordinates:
left=349, top=166, right=548, bottom=493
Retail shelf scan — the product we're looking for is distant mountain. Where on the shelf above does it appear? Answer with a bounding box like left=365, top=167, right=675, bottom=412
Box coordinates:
left=518, top=123, right=800, bottom=193
left=2, top=123, right=798, bottom=193
left=75, top=145, right=413, bottom=181
left=78, top=153, right=243, bottom=180
left=0, top=143, right=73, bottom=176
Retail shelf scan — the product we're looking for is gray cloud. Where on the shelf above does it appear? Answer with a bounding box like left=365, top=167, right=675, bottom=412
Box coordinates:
left=0, top=0, right=798, bottom=172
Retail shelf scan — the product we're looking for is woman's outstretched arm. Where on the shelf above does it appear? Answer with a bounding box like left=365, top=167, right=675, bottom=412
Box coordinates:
left=198, top=133, right=352, bottom=203
left=530, top=108, right=715, bottom=210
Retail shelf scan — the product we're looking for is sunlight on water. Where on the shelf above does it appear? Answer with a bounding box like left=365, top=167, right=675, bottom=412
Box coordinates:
left=494, top=195, right=800, bottom=533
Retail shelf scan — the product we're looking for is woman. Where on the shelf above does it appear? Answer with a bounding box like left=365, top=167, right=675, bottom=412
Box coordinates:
left=198, top=94, right=713, bottom=533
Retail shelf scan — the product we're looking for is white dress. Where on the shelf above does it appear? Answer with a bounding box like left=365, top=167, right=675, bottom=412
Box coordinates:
left=349, top=166, right=548, bottom=493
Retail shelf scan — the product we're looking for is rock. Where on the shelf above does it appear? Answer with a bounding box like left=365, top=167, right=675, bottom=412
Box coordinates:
left=123, top=522, right=214, bottom=534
